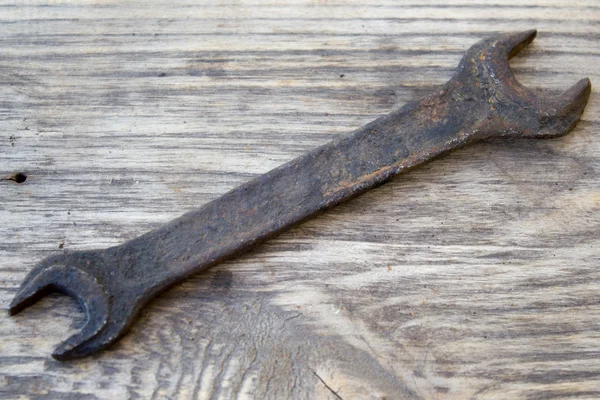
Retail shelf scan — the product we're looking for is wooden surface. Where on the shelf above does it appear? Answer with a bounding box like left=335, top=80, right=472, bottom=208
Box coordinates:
left=1, top=1, right=599, bottom=398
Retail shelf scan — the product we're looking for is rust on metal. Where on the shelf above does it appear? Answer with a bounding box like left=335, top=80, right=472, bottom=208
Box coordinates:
left=9, top=30, right=591, bottom=360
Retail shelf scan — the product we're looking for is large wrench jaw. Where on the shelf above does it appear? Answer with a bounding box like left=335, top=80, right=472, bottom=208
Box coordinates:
left=9, top=251, right=136, bottom=361
left=7, top=30, right=592, bottom=361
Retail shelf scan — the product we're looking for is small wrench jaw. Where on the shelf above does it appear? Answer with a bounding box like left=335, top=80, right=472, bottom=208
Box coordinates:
left=457, top=29, right=591, bottom=139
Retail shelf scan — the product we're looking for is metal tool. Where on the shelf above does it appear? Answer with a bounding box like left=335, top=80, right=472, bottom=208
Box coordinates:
left=9, top=30, right=591, bottom=360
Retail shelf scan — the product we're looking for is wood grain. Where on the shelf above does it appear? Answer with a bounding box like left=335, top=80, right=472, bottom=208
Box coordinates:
left=1, top=1, right=599, bottom=398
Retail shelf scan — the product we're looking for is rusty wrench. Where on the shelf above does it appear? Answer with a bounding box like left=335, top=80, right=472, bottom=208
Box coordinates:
left=9, top=30, right=591, bottom=360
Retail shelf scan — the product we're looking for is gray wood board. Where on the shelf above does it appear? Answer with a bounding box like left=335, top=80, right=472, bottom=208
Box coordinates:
left=1, top=1, right=599, bottom=398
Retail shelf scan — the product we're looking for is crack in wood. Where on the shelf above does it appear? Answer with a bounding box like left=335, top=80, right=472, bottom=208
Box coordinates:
left=313, top=370, right=343, bottom=400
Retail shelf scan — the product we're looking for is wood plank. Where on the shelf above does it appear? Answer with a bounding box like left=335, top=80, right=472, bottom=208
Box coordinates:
left=1, top=0, right=599, bottom=398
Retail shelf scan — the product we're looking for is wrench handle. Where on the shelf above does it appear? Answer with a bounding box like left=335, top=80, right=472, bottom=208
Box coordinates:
left=118, top=79, right=481, bottom=294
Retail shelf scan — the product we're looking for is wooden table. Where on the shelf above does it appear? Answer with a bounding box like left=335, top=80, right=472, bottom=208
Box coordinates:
left=1, top=1, right=599, bottom=398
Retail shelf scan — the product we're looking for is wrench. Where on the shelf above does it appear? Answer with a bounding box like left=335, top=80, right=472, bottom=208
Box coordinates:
left=9, top=30, right=591, bottom=360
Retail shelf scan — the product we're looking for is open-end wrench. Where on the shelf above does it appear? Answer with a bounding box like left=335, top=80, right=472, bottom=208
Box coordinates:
left=9, top=30, right=591, bottom=360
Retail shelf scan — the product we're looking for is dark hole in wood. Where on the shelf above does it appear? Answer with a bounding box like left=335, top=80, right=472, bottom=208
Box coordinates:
left=9, top=172, right=27, bottom=183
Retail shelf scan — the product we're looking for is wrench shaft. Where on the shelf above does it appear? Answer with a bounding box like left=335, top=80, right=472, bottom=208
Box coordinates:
left=124, top=83, right=476, bottom=295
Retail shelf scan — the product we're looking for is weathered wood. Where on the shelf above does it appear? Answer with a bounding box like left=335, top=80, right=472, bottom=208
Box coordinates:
left=1, top=1, right=599, bottom=398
